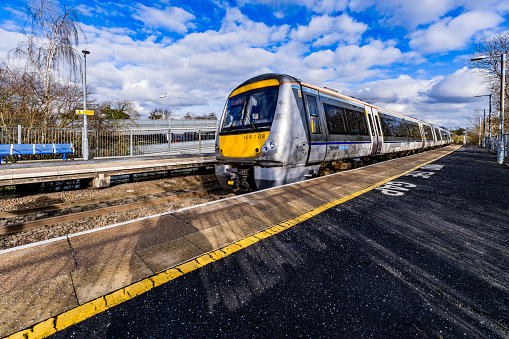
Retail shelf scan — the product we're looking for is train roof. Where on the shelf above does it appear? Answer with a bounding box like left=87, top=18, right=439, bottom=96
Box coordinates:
left=233, top=73, right=298, bottom=91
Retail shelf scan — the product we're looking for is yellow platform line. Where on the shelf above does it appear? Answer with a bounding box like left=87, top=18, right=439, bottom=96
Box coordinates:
left=5, top=146, right=458, bottom=339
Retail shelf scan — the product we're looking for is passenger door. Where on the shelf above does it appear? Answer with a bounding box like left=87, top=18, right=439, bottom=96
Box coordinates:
left=302, top=87, right=327, bottom=165
left=366, top=106, right=382, bottom=155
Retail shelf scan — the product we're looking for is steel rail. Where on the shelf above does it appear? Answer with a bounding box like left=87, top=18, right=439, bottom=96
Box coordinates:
left=0, top=186, right=222, bottom=235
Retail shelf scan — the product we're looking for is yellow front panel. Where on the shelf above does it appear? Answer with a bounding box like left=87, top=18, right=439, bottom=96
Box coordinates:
left=219, top=132, right=269, bottom=158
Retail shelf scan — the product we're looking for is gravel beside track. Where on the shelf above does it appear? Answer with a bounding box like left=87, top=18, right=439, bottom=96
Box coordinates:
left=0, top=174, right=235, bottom=251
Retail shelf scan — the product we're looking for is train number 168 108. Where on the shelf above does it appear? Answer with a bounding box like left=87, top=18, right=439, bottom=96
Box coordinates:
left=243, top=133, right=266, bottom=141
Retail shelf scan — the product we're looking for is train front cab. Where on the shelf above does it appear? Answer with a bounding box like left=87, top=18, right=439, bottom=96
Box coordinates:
left=215, top=74, right=319, bottom=191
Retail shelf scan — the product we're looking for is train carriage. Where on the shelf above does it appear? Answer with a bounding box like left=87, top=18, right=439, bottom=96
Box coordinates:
left=215, top=73, right=451, bottom=191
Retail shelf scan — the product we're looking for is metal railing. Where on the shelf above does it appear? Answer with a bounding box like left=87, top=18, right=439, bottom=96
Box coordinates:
left=0, top=119, right=218, bottom=160
left=484, top=134, right=509, bottom=159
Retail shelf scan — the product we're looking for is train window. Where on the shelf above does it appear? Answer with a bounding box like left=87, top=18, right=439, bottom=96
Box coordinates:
left=407, top=122, right=421, bottom=140
left=440, top=129, right=448, bottom=140
left=221, top=86, right=278, bottom=134
left=367, top=113, right=376, bottom=136
left=379, top=113, right=417, bottom=141
left=379, top=114, right=395, bottom=137
left=306, top=95, right=322, bottom=134
left=423, top=125, right=433, bottom=141
left=347, top=110, right=369, bottom=136
left=434, top=128, right=441, bottom=140
left=323, top=103, right=348, bottom=134
left=375, top=115, right=383, bottom=136
left=396, top=121, right=407, bottom=138
left=323, top=102, right=369, bottom=136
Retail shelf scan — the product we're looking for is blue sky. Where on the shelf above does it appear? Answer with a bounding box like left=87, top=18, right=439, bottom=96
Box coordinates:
left=1, top=0, right=509, bottom=128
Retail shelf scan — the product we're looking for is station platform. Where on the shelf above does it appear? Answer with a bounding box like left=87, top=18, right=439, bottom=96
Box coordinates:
left=0, top=145, right=459, bottom=337
left=0, top=144, right=473, bottom=338
left=0, top=153, right=215, bottom=188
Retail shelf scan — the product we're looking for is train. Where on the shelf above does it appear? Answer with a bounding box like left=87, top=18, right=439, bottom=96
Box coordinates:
left=215, top=73, right=452, bottom=191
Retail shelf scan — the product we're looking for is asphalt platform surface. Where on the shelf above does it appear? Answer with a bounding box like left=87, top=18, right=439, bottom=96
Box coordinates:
left=50, top=146, right=509, bottom=338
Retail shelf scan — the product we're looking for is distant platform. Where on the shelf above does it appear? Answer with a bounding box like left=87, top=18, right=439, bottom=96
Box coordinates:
left=0, top=153, right=215, bottom=188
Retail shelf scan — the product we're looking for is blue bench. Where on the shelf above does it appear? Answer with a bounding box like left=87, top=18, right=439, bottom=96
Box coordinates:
left=0, top=143, right=74, bottom=164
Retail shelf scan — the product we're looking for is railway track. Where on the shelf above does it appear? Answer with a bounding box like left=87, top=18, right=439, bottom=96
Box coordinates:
left=0, top=155, right=391, bottom=245
left=0, top=178, right=222, bottom=236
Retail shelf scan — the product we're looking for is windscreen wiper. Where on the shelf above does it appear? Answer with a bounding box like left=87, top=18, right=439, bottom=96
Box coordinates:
left=226, top=102, right=246, bottom=133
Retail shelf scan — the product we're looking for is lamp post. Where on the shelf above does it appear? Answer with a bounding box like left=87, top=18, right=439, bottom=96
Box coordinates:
left=471, top=54, right=506, bottom=164
left=160, top=95, right=167, bottom=120
left=475, top=94, right=492, bottom=151
left=483, top=109, right=486, bottom=147
left=479, top=115, right=482, bottom=146
left=82, top=50, right=90, bottom=161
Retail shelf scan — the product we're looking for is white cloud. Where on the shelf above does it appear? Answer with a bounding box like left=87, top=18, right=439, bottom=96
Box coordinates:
left=349, top=0, right=460, bottom=28
left=354, top=75, right=435, bottom=105
left=77, top=9, right=425, bottom=116
left=171, top=8, right=288, bottom=55
left=351, top=68, right=488, bottom=128
left=290, top=14, right=367, bottom=46
left=78, top=10, right=289, bottom=114
left=332, top=40, right=424, bottom=80
left=0, top=28, right=23, bottom=56
left=409, top=11, right=503, bottom=54
left=426, top=66, right=486, bottom=102
left=133, top=5, right=196, bottom=34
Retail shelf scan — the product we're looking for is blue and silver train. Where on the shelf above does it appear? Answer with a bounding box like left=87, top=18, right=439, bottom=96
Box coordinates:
left=215, top=73, right=452, bottom=190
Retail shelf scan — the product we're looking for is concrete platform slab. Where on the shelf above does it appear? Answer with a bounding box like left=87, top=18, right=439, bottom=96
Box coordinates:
left=69, top=214, right=197, bottom=269
left=287, top=196, right=325, bottom=212
left=0, top=274, right=77, bottom=338
left=221, top=216, right=271, bottom=238
left=0, top=239, right=75, bottom=295
left=184, top=225, right=245, bottom=252
left=288, top=182, right=339, bottom=204
left=11, top=167, right=60, bottom=178
left=174, top=200, right=268, bottom=230
left=136, top=237, right=205, bottom=273
left=71, top=253, right=153, bottom=304
left=0, top=173, right=13, bottom=180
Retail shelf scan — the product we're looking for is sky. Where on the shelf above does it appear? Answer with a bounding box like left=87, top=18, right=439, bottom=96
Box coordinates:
left=1, top=0, right=509, bottom=129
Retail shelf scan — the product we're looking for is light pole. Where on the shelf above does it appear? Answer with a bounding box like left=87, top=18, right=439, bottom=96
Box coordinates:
left=471, top=54, right=506, bottom=164
left=475, top=94, right=492, bottom=151
left=483, top=109, right=486, bottom=147
left=160, top=95, right=167, bottom=120
left=479, top=115, right=482, bottom=146
left=82, top=50, right=90, bottom=161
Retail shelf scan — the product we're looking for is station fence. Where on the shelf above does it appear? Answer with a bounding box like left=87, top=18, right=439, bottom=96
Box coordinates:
left=0, top=119, right=218, bottom=160
left=483, top=134, right=509, bottom=159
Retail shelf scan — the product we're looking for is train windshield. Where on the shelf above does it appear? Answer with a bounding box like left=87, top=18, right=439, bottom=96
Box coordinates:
left=221, top=86, right=278, bottom=134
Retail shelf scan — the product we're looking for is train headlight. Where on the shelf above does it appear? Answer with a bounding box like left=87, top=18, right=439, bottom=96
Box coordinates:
left=262, top=139, right=278, bottom=154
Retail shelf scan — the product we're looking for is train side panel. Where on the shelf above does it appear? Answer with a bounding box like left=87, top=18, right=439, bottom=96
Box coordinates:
left=319, top=92, right=372, bottom=162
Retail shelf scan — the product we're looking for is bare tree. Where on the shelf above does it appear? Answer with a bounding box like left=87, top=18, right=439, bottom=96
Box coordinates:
left=148, top=109, right=163, bottom=120
left=9, top=0, right=84, bottom=125
left=469, top=33, right=509, bottom=135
